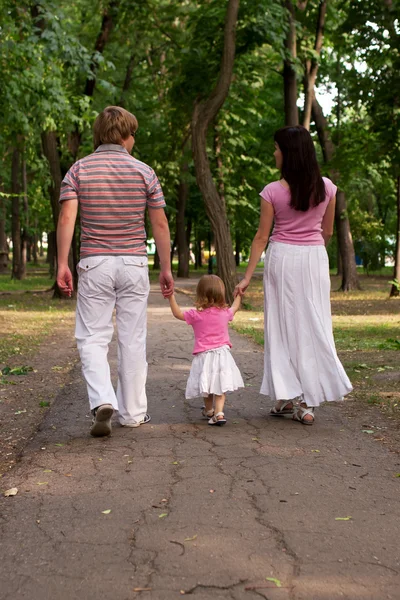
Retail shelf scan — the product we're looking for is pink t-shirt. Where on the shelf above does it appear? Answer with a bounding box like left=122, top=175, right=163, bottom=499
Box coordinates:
left=183, top=307, right=234, bottom=355
left=260, top=177, right=337, bottom=245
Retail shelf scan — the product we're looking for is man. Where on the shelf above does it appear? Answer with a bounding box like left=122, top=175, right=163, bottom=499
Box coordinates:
left=56, top=106, right=174, bottom=437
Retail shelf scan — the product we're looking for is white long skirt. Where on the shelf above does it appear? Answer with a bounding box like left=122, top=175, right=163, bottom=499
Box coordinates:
left=185, top=345, right=245, bottom=399
left=261, top=242, right=353, bottom=407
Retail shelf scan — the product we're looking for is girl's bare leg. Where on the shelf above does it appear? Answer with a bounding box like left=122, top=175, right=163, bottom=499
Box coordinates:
left=214, top=394, right=226, bottom=420
left=204, top=394, right=214, bottom=413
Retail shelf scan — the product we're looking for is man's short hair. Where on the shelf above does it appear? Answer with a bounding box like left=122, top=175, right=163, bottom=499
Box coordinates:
left=93, top=106, right=138, bottom=149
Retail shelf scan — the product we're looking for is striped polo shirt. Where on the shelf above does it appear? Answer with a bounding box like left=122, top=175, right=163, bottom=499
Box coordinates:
left=59, top=144, right=166, bottom=258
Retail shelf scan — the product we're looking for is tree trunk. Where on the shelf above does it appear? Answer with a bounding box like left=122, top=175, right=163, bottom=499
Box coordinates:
left=0, top=176, right=8, bottom=273
left=41, top=132, right=61, bottom=229
left=195, top=234, right=202, bottom=269
left=336, top=239, right=342, bottom=276
left=69, top=0, right=119, bottom=160
left=47, top=231, right=56, bottom=279
left=235, top=231, right=241, bottom=267
left=191, top=0, right=240, bottom=303
left=390, top=175, right=400, bottom=297
left=311, top=91, right=360, bottom=291
left=153, top=248, right=160, bottom=270
left=119, top=50, right=136, bottom=107
left=303, top=0, right=327, bottom=130
left=11, top=149, right=24, bottom=280
left=283, top=0, right=299, bottom=126
left=41, top=131, right=76, bottom=296
left=20, top=156, right=28, bottom=277
left=335, top=191, right=360, bottom=291
left=176, top=164, right=190, bottom=278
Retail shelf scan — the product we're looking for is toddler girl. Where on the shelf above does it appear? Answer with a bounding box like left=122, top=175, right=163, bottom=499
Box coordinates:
left=168, top=275, right=244, bottom=425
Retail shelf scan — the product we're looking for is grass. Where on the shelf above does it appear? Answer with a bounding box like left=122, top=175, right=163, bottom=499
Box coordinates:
left=0, top=294, right=75, bottom=364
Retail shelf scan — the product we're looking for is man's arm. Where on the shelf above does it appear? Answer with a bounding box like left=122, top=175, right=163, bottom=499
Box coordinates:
left=56, top=199, right=78, bottom=296
left=148, top=207, right=174, bottom=297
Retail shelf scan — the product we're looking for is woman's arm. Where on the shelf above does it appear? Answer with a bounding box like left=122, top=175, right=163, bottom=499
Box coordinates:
left=322, top=196, right=336, bottom=246
left=168, top=293, right=186, bottom=321
left=235, top=199, right=274, bottom=296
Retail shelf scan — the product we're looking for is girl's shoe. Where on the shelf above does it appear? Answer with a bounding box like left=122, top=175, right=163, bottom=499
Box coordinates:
left=293, top=405, right=315, bottom=425
left=270, top=400, right=294, bottom=416
left=202, top=406, right=214, bottom=419
left=208, top=412, right=227, bottom=426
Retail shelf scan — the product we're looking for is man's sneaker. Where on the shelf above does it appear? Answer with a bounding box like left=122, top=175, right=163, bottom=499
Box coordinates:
left=90, top=404, right=114, bottom=437
left=121, top=413, right=151, bottom=428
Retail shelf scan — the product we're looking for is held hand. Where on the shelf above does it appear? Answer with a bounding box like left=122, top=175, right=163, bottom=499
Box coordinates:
left=57, top=265, right=73, bottom=298
left=160, top=269, right=174, bottom=298
left=234, top=277, right=250, bottom=298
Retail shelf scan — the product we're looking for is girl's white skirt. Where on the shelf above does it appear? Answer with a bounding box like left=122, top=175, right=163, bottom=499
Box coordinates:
left=185, top=345, right=244, bottom=399
left=261, top=242, right=353, bottom=407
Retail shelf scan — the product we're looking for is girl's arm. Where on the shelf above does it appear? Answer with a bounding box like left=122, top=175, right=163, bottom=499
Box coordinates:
left=235, top=199, right=274, bottom=297
left=321, top=196, right=336, bottom=246
left=168, top=293, right=186, bottom=321
left=230, top=293, right=241, bottom=316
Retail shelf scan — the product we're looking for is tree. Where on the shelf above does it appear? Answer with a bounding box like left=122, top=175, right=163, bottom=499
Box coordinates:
left=191, top=0, right=240, bottom=302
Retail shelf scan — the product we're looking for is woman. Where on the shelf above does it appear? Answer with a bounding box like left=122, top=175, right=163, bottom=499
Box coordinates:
left=235, top=126, right=352, bottom=425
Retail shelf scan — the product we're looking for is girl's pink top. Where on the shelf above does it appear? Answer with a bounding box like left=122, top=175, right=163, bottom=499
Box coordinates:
left=183, top=307, right=234, bottom=355
left=260, top=177, right=337, bottom=245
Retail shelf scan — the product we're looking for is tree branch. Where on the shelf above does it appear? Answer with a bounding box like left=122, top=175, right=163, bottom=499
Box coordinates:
left=303, top=0, right=328, bottom=130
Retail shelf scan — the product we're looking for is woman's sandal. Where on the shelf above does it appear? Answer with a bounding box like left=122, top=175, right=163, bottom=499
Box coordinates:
left=293, top=405, right=315, bottom=425
left=202, top=406, right=214, bottom=419
left=270, top=400, right=294, bottom=417
left=208, top=412, right=227, bottom=426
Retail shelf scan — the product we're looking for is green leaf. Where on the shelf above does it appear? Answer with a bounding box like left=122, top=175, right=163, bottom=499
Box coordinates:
left=184, top=535, right=197, bottom=541
left=335, top=516, right=352, bottom=521
left=265, top=577, right=282, bottom=587
left=102, top=509, right=111, bottom=514
left=158, top=513, right=168, bottom=519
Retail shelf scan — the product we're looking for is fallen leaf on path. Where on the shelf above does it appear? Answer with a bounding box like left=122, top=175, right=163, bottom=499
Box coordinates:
left=4, top=487, right=18, bottom=497
left=64, top=474, right=72, bottom=477
left=184, top=535, right=197, bottom=541
left=311, top=449, right=320, bottom=453
left=394, top=474, right=400, bottom=478
left=127, top=460, right=133, bottom=464
left=171, top=461, right=179, bottom=465
left=43, top=470, right=52, bottom=473
left=15, top=409, right=27, bottom=415
left=102, top=509, right=111, bottom=514
left=133, top=588, right=152, bottom=592
left=233, top=421, right=239, bottom=424
left=37, top=482, right=48, bottom=486
left=54, top=443, right=64, bottom=447
left=51, top=366, right=63, bottom=371
left=335, top=516, right=352, bottom=521
left=158, top=513, right=168, bottom=519
left=252, top=437, right=259, bottom=441
left=362, top=430, right=374, bottom=434
left=265, top=577, right=282, bottom=587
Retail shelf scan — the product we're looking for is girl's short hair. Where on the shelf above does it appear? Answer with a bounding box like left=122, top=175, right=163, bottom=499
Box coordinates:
left=93, top=106, right=138, bottom=150
left=274, top=125, right=326, bottom=212
left=195, top=275, right=227, bottom=310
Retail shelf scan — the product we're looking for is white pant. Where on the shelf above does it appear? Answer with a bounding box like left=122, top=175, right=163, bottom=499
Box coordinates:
left=75, top=255, right=150, bottom=425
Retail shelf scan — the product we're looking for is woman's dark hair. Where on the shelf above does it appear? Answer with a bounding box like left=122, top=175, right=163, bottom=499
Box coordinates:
left=274, top=125, right=326, bottom=211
